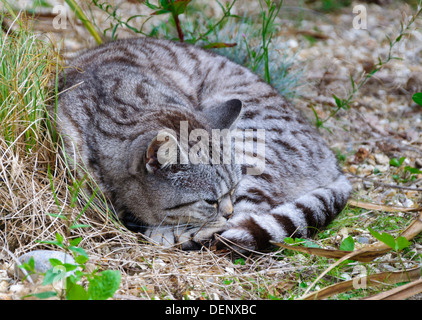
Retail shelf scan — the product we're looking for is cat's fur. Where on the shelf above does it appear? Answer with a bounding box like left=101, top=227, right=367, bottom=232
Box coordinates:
left=54, top=37, right=352, bottom=251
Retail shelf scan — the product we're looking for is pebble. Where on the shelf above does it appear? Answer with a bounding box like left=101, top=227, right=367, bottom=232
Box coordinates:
left=0, top=280, right=9, bottom=293
left=357, top=237, right=370, bottom=244
left=15, top=250, right=76, bottom=281
left=0, top=293, right=12, bottom=300
left=374, top=153, right=390, bottom=165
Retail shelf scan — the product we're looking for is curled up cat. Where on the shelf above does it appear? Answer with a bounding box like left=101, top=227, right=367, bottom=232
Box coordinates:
left=53, top=37, right=352, bottom=251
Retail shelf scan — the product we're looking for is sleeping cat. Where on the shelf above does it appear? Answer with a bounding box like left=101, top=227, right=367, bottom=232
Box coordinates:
left=54, top=37, right=352, bottom=251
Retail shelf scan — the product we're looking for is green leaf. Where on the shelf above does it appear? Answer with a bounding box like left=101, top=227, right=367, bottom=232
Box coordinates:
left=30, top=291, right=57, bottom=299
left=303, top=240, right=320, bottom=248
left=43, top=266, right=65, bottom=286
left=144, top=0, right=160, bottom=10
left=66, top=283, right=89, bottom=300
left=389, top=158, right=400, bottom=167
left=283, top=237, right=320, bottom=248
left=284, top=237, right=294, bottom=244
left=19, top=257, right=36, bottom=272
left=396, top=236, right=411, bottom=251
left=55, top=233, right=64, bottom=244
left=70, top=224, right=92, bottom=229
left=151, top=8, right=171, bottom=15
left=37, top=240, right=64, bottom=248
left=63, top=263, right=78, bottom=272
left=171, top=0, right=192, bottom=16
left=75, top=255, right=89, bottom=265
left=87, top=270, right=121, bottom=300
left=339, top=236, right=355, bottom=251
left=332, top=94, right=343, bottom=108
left=69, top=246, right=89, bottom=258
left=404, top=166, right=422, bottom=174
left=46, top=213, right=68, bottom=220
left=48, top=258, right=63, bottom=267
left=412, top=92, right=422, bottom=106
left=389, top=157, right=405, bottom=167
left=368, top=227, right=396, bottom=250
left=69, top=237, right=82, bottom=247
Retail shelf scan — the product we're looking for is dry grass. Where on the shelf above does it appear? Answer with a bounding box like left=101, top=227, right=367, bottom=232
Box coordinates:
left=0, top=13, right=296, bottom=301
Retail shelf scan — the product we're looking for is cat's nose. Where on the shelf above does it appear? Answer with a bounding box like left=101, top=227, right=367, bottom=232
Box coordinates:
left=219, top=197, right=233, bottom=219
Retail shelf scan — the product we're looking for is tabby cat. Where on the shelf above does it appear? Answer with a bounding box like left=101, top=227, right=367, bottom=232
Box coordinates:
left=54, top=37, right=352, bottom=251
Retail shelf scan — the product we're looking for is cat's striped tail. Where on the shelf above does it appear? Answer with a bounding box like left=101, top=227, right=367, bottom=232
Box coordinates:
left=218, top=174, right=352, bottom=251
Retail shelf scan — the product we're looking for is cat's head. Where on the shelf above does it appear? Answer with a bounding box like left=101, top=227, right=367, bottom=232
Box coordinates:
left=122, top=99, right=243, bottom=240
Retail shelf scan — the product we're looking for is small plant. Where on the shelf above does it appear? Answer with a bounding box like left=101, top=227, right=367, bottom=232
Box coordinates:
left=242, top=0, right=282, bottom=84
left=90, top=0, right=238, bottom=46
left=18, top=167, right=121, bottom=300
left=20, top=233, right=121, bottom=300
left=388, top=156, right=422, bottom=184
left=314, top=3, right=422, bottom=129
left=368, top=227, right=412, bottom=281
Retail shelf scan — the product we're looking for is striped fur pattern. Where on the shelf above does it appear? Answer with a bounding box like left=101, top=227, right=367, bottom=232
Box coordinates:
left=54, top=37, right=352, bottom=251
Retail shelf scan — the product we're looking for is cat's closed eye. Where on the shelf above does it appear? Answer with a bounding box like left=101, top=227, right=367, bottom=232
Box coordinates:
left=204, top=199, right=218, bottom=207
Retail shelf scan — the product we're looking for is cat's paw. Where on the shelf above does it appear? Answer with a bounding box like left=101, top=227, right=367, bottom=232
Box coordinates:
left=216, top=228, right=258, bottom=252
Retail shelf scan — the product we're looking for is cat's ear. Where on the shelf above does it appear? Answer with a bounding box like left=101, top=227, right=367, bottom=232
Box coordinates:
left=128, top=129, right=179, bottom=175
left=204, top=99, right=243, bottom=130
left=145, top=129, right=180, bottom=174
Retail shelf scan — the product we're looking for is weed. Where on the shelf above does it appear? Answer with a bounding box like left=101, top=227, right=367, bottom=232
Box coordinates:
left=0, top=12, right=56, bottom=152
left=368, top=227, right=412, bottom=281
left=19, top=172, right=121, bottom=300
left=388, top=157, right=422, bottom=184
left=315, top=3, right=422, bottom=129
left=20, top=233, right=121, bottom=300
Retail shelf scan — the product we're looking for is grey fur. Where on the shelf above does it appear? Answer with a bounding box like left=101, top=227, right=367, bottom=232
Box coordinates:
left=54, top=37, right=352, bottom=250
